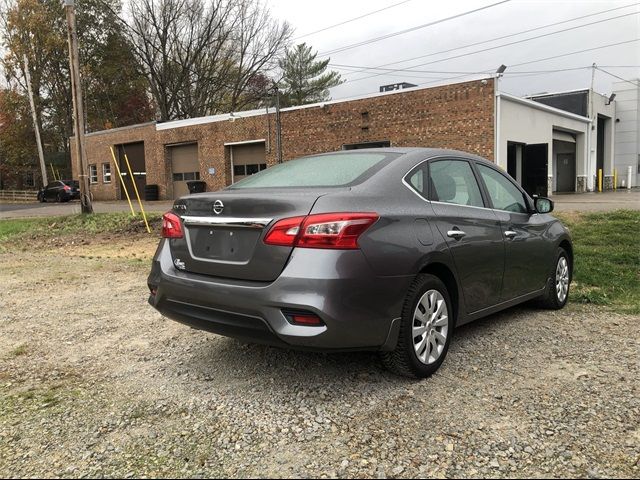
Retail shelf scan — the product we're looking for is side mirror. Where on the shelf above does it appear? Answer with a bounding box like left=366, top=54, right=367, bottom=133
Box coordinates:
left=534, top=196, right=554, bottom=214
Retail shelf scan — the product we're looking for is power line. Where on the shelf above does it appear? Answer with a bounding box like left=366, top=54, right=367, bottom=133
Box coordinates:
left=336, top=11, right=639, bottom=86
left=292, top=0, right=413, bottom=40
left=595, top=66, right=640, bottom=87
left=506, top=38, right=640, bottom=70
left=318, top=0, right=512, bottom=56
left=328, top=38, right=640, bottom=102
left=330, top=2, right=640, bottom=78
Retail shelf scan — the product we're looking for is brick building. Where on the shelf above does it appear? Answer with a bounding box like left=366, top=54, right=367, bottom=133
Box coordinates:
left=73, top=78, right=495, bottom=201
left=72, top=77, right=612, bottom=201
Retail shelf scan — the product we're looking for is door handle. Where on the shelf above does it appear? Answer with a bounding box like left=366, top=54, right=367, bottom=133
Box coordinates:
left=504, top=230, right=517, bottom=239
left=447, top=229, right=466, bottom=240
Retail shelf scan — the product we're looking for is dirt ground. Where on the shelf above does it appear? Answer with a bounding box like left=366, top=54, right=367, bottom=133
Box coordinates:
left=0, top=233, right=638, bottom=478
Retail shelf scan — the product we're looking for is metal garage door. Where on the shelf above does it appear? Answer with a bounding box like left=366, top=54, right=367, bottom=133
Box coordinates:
left=231, top=142, right=266, bottom=183
left=170, top=143, right=199, bottom=198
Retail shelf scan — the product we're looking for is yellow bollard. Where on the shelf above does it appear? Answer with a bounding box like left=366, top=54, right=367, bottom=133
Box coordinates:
left=123, top=153, right=151, bottom=234
left=598, top=169, right=603, bottom=193
left=109, top=146, right=136, bottom=216
left=613, top=169, right=617, bottom=190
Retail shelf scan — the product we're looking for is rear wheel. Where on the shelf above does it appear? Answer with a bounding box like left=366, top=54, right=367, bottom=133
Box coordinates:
left=56, top=192, right=63, bottom=203
left=381, top=274, right=453, bottom=378
left=538, top=247, right=570, bottom=309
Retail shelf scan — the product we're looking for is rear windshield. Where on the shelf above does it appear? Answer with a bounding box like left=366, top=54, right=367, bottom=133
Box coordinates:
left=228, top=152, right=398, bottom=189
left=62, top=180, right=79, bottom=188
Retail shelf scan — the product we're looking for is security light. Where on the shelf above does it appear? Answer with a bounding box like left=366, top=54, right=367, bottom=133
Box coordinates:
left=496, top=65, right=507, bottom=75
left=606, top=93, right=616, bottom=105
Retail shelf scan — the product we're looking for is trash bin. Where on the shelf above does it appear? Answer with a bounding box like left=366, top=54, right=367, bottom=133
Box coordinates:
left=186, top=180, right=207, bottom=194
left=144, top=184, right=159, bottom=201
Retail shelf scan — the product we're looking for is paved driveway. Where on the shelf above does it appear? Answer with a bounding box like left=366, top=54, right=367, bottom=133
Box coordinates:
left=550, top=189, right=640, bottom=212
left=0, top=200, right=174, bottom=219
left=1, top=190, right=638, bottom=219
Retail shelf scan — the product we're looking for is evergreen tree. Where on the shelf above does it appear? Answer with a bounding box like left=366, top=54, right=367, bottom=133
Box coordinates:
left=278, top=43, right=342, bottom=107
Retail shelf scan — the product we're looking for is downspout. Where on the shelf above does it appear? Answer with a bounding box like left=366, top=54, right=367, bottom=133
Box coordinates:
left=494, top=76, right=501, bottom=168
left=588, top=64, right=596, bottom=191
left=586, top=117, right=593, bottom=192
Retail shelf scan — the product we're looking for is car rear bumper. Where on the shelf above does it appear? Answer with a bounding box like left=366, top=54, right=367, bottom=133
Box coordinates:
left=147, top=240, right=412, bottom=351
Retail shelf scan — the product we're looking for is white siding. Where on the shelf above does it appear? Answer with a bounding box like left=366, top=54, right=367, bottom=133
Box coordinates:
left=613, top=80, right=640, bottom=187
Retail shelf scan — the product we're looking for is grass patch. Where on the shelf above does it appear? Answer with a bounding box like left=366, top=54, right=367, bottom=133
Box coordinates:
left=9, top=344, right=28, bottom=357
left=556, top=210, right=640, bottom=314
left=0, top=212, right=162, bottom=243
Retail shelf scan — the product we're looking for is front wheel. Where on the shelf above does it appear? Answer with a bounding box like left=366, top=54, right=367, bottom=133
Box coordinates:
left=538, top=247, right=571, bottom=309
left=381, top=274, right=453, bottom=378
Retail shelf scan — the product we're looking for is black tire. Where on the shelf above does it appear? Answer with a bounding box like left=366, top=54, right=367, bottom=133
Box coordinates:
left=538, top=247, right=571, bottom=310
left=56, top=192, right=64, bottom=203
left=381, top=274, right=454, bottom=378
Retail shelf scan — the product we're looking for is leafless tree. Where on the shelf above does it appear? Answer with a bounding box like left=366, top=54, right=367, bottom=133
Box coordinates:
left=127, top=0, right=291, bottom=121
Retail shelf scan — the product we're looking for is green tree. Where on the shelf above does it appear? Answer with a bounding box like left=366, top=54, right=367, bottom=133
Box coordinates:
left=0, top=89, right=39, bottom=188
left=0, top=0, right=153, bottom=154
left=278, top=43, right=343, bottom=107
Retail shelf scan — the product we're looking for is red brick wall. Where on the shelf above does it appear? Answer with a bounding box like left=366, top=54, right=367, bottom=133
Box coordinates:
left=72, top=123, right=156, bottom=201
left=73, top=79, right=495, bottom=200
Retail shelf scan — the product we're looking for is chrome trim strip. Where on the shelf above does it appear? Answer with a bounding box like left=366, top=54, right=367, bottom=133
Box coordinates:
left=181, top=216, right=272, bottom=228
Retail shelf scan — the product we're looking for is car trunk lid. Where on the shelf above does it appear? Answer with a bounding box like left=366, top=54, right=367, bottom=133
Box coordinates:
left=169, top=189, right=329, bottom=281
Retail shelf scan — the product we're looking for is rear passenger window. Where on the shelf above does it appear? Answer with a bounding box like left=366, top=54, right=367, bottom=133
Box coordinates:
left=406, top=163, right=428, bottom=198
left=429, top=160, right=484, bottom=208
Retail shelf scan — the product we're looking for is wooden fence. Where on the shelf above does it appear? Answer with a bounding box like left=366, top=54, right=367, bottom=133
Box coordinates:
left=0, top=190, right=38, bottom=202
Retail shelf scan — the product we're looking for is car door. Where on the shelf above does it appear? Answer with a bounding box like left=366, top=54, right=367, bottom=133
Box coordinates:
left=428, top=158, right=505, bottom=314
left=45, top=182, right=57, bottom=201
left=475, top=162, right=552, bottom=300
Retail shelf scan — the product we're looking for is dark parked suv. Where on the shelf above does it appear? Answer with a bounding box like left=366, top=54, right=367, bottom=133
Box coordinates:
left=148, top=148, right=572, bottom=377
left=37, top=180, right=80, bottom=203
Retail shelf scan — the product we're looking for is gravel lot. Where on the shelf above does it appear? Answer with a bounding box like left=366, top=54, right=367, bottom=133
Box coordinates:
left=0, top=234, right=638, bottom=478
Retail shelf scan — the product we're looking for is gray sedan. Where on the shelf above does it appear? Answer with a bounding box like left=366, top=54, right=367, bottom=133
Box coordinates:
left=147, top=148, right=572, bottom=378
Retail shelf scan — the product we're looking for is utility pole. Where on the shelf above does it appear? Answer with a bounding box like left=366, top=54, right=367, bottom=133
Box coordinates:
left=273, top=82, right=283, bottom=164
left=23, top=54, right=48, bottom=187
left=64, top=0, right=93, bottom=213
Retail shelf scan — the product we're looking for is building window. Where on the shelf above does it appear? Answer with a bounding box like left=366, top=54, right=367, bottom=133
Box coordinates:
left=172, top=172, right=200, bottom=181
left=233, top=164, right=266, bottom=177
left=89, top=165, right=98, bottom=184
left=24, top=171, right=35, bottom=187
left=103, top=163, right=111, bottom=183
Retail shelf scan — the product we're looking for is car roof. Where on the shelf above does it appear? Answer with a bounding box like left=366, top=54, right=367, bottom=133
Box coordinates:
left=329, top=147, right=489, bottom=160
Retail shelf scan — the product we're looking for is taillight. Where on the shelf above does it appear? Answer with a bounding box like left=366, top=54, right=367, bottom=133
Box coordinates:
left=263, top=216, right=305, bottom=246
left=162, top=212, right=184, bottom=239
left=264, top=213, right=378, bottom=250
left=63, top=185, right=71, bottom=191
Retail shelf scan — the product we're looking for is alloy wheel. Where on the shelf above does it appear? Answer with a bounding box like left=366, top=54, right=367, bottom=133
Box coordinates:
left=556, top=257, right=569, bottom=303
left=412, top=289, right=449, bottom=365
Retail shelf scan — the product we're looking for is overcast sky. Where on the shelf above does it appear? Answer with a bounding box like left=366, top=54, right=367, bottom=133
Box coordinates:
left=267, top=0, right=640, bottom=100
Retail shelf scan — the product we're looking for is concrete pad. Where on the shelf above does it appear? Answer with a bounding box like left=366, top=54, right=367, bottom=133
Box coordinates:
left=551, top=189, right=640, bottom=212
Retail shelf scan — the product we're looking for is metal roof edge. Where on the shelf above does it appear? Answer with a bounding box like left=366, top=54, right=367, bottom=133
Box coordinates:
left=83, top=121, right=157, bottom=138
left=499, top=92, right=591, bottom=123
